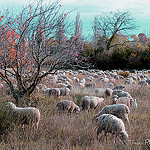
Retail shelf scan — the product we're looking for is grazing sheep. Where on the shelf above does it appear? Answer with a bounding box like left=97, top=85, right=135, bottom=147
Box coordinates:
left=92, top=88, right=113, bottom=98
left=105, top=88, right=113, bottom=97
left=84, top=82, right=96, bottom=88
left=93, top=104, right=130, bottom=125
left=76, top=82, right=85, bottom=88
left=72, top=77, right=79, bottom=83
left=92, top=88, right=105, bottom=97
left=80, top=78, right=86, bottom=84
left=96, top=114, right=128, bottom=145
left=59, top=87, right=70, bottom=96
left=81, top=96, right=104, bottom=111
left=125, top=77, right=136, bottom=84
left=138, top=80, right=148, bottom=86
left=37, top=84, right=47, bottom=92
left=112, top=95, right=131, bottom=108
left=46, top=88, right=60, bottom=97
left=5, top=102, right=40, bottom=129
left=56, top=100, right=80, bottom=113
left=113, top=84, right=125, bottom=90
left=105, top=83, right=114, bottom=89
left=64, top=84, right=73, bottom=91
left=112, top=90, right=134, bottom=107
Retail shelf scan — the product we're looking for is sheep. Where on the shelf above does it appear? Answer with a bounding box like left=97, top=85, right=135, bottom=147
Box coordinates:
left=56, top=100, right=80, bottom=113
left=46, top=88, right=60, bottom=97
left=84, top=82, right=96, bottom=88
left=96, top=114, right=128, bottom=145
left=80, top=96, right=104, bottom=111
left=138, top=80, right=148, bottom=86
left=72, top=77, right=79, bottom=83
left=113, top=84, right=125, bottom=90
left=5, top=102, right=40, bottom=129
left=59, top=87, right=70, bottom=96
left=92, top=104, right=130, bottom=125
left=37, top=84, right=47, bottom=92
left=92, top=88, right=113, bottom=98
left=76, top=82, right=85, bottom=88
left=63, top=84, right=73, bottom=91
left=105, top=82, right=114, bottom=89
left=112, top=90, right=134, bottom=107
left=92, top=88, right=105, bottom=97
left=80, top=78, right=86, bottom=84
left=105, top=88, right=113, bottom=97
left=112, top=95, right=131, bottom=108
left=125, top=77, right=135, bottom=84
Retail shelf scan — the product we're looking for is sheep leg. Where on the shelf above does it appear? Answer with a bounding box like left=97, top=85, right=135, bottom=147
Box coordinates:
left=104, top=132, right=108, bottom=144
left=87, top=105, right=90, bottom=111
left=96, top=127, right=102, bottom=140
left=126, top=118, right=130, bottom=126
left=122, top=138, right=128, bottom=145
left=113, top=134, right=117, bottom=144
left=68, top=108, right=73, bottom=113
left=124, top=115, right=130, bottom=126
left=35, top=120, right=40, bottom=129
left=94, top=104, right=98, bottom=109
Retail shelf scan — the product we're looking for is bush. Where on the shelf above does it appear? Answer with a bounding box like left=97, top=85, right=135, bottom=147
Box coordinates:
left=0, top=102, right=16, bottom=140
left=118, top=70, right=130, bottom=78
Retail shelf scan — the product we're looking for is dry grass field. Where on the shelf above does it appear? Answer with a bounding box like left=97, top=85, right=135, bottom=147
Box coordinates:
left=0, top=71, right=149, bottom=150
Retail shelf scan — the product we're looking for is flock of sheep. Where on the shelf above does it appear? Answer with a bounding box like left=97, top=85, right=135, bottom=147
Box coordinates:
left=3, top=69, right=150, bottom=146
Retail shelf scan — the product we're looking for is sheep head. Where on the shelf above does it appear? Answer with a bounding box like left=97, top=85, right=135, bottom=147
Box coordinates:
left=6, top=102, right=17, bottom=109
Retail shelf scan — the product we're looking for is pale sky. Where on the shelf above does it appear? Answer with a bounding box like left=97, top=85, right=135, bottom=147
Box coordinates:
left=0, top=0, right=150, bottom=37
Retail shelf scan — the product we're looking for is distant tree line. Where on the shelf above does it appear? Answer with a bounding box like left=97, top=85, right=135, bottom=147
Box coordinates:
left=80, top=11, right=150, bottom=70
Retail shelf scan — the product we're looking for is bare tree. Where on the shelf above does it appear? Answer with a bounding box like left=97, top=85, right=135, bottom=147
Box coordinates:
left=94, top=10, right=136, bottom=50
left=0, top=0, right=88, bottom=105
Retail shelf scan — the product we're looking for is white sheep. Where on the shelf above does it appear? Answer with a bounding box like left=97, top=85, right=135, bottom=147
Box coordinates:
left=138, top=80, right=148, bottom=86
left=112, top=95, right=131, bottom=108
left=80, top=78, right=86, bottom=84
left=80, top=96, right=104, bottom=111
left=56, top=100, right=80, bottom=113
left=37, top=84, right=47, bottom=92
left=76, top=82, right=85, bottom=88
left=59, top=87, right=70, bottom=96
left=112, top=90, right=134, bottom=107
left=93, top=104, right=130, bottom=125
left=96, top=114, right=128, bottom=145
left=92, top=88, right=113, bottom=98
left=72, top=77, right=79, bottom=83
left=5, top=102, right=40, bottom=129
